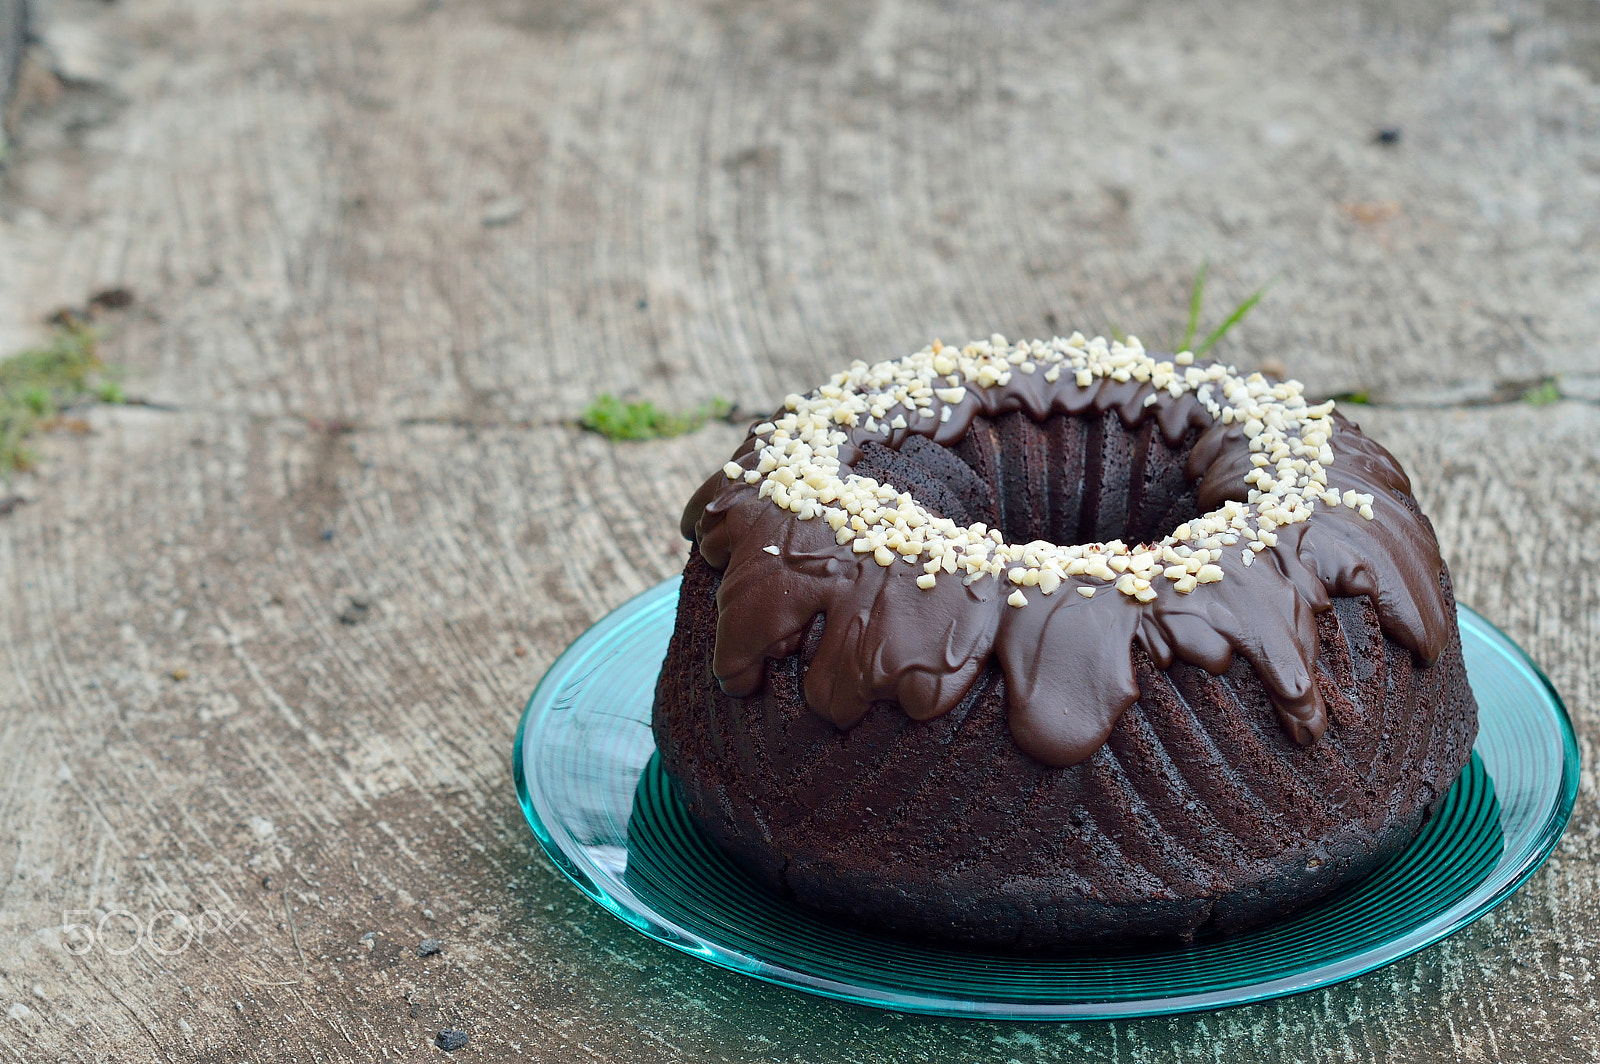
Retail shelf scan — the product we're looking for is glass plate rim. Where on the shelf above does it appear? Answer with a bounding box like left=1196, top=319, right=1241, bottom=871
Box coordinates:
left=513, top=577, right=1580, bottom=1021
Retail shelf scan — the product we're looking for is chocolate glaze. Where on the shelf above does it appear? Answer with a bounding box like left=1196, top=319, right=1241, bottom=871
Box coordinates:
left=683, top=366, right=1452, bottom=768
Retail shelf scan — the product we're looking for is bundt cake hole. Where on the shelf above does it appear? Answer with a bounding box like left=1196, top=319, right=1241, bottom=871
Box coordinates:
left=853, top=410, right=1208, bottom=551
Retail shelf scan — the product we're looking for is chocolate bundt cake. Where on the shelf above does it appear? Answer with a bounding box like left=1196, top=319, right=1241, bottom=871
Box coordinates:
left=653, top=334, right=1478, bottom=948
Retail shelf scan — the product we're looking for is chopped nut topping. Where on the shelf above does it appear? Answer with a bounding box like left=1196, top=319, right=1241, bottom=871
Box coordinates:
left=734, top=332, right=1356, bottom=605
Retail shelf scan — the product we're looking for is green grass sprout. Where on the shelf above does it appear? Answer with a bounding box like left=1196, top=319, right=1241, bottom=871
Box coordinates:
left=1173, top=262, right=1272, bottom=356
left=1179, top=257, right=1209, bottom=353
left=1, top=323, right=125, bottom=475
left=1195, top=284, right=1271, bottom=356
left=579, top=394, right=733, bottom=441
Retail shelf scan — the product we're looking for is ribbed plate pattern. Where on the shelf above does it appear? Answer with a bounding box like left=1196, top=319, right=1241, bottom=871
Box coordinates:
left=513, top=578, right=1579, bottom=1020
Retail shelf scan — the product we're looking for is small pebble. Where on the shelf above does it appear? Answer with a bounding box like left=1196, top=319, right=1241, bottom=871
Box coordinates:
left=339, top=595, right=372, bottom=625
left=481, top=197, right=525, bottom=227
left=319, top=528, right=335, bottom=541
left=417, top=938, right=442, bottom=957
left=1373, top=127, right=1401, bottom=145
left=435, top=1029, right=469, bottom=1052
left=170, top=668, right=189, bottom=681
left=422, top=908, right=435, bottom=921
left=88, top=287, right=135, bottom=311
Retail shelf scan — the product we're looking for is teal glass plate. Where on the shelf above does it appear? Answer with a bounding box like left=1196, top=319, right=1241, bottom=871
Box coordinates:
left=513, top=578, right=1579, bottom=1020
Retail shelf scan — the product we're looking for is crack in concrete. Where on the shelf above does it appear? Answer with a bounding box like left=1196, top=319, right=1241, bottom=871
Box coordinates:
left=103, top=380, right=1600, bottom=434
left=1315, top=374, right=1600, bottom=411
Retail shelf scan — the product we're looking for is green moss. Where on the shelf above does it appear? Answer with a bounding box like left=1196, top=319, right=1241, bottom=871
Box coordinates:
left=0, top=323, right=124, bottom=474
left=1522, top=378, right=1561, bottom=408
left=1328, top=390, right=1372, bottom=405
left=579, top=394, right=733, bottom=441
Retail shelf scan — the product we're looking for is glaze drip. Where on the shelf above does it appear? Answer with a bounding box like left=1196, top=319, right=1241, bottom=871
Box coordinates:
left=684, top=339, right=1451, bottom=768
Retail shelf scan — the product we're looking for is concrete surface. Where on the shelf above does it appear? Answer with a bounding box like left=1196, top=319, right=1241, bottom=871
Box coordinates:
left=0, top=0, right=1596, bottom=1060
